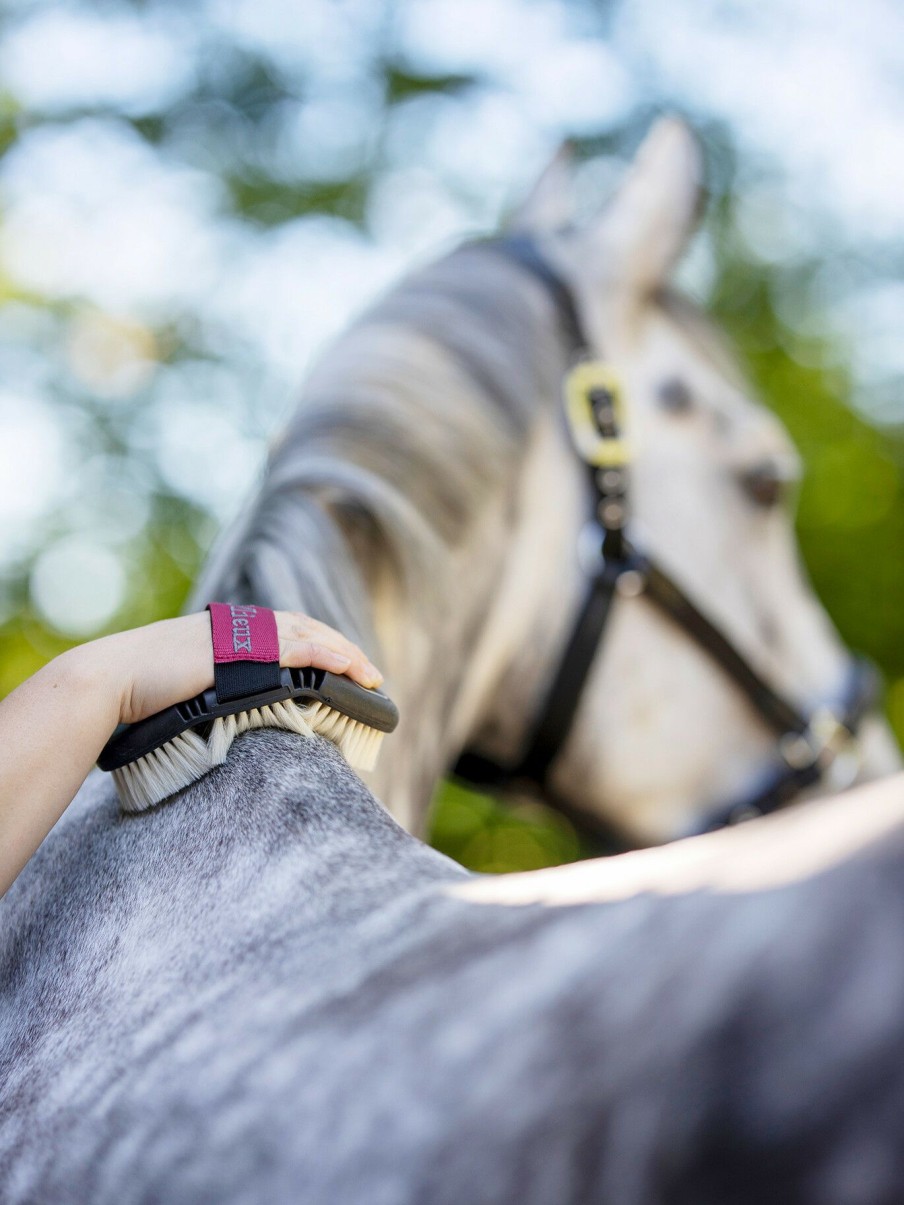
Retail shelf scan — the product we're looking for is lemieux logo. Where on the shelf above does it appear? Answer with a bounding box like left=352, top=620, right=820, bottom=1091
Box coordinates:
left=228, top=604, right=257, bottom=654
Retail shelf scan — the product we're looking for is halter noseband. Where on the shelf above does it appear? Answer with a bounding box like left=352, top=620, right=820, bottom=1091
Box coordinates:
left=453, top=233, right=878, bottom=839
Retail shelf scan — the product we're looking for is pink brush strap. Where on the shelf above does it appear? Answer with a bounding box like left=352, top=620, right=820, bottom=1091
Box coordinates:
left=207, top=602, right=282, bottom=702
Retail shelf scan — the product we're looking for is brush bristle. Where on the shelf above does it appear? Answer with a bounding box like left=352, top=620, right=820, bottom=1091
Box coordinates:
left=112, top=698, right=386, bottom=813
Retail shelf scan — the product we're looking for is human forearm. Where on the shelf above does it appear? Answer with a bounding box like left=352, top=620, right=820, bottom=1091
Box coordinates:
left=0, top=645, right=121, bottom=896
left=0, top=610, right=381, bottom=897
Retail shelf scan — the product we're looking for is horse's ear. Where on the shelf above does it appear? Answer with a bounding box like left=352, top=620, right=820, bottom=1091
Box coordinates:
left=508, top=142, right=574, bottom=232
left=594, top=117, right=703, bottom=294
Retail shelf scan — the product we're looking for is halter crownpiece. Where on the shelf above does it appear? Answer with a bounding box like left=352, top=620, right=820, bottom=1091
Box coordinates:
left=562, top=361, right=629, bottom=469
left=453, top=233, right=878, bottom=840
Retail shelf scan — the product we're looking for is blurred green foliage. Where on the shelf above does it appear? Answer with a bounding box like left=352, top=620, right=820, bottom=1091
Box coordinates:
left=0, top=2, right=902, bottom=875
left=711, top=234, right=904, bottom=693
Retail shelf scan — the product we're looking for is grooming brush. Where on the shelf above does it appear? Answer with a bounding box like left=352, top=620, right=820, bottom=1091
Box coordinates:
left=98, top=603, right=398, bottom=813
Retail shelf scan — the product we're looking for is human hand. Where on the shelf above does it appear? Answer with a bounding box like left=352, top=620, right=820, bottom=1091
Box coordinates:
left=69, top=610, right=383, bottom=727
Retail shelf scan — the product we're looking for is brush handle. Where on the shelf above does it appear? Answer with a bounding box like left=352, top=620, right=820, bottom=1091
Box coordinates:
left=98, top=667, right=399, bottom=772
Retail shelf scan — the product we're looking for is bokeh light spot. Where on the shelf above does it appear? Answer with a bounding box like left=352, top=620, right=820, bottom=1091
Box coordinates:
left=0, top=393, right=64, bottom=559
left=30, top=537, right=125, bottom=637
left=67, top=310, right=158, bottom=400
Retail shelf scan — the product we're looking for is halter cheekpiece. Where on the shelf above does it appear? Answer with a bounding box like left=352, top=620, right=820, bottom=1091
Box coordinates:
left=453, top=233, right=878, bottom=839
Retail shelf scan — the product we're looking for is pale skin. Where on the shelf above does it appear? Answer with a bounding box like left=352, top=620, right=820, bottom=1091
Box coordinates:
left=0, top=610, right=383, bottom=898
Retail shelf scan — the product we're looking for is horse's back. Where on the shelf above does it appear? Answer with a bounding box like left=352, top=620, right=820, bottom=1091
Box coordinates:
left=0, top=733, right=620, bottom=1204
left=0, top=733, right=462, bottom=1201
left=5, top=733, right=904, bottom=1204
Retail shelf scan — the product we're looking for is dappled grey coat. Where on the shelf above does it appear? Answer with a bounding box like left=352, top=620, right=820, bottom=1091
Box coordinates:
left=3, top=728, right=904, bottom=1204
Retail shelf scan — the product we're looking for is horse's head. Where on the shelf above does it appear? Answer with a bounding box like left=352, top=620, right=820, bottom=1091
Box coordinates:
left=462, top=118, right=900, bottom=844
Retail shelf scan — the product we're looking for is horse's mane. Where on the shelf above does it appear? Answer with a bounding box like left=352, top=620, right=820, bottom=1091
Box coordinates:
left=190, top=242, right=569, bottom=643
left=190, top=240, right=740, bottom=659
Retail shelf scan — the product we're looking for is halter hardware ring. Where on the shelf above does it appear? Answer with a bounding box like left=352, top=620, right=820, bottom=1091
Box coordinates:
left=563, top=360, right=630, bottom=468
left=577, top=522, right=648, bottom=587
left=779, top=709, right=852, bottom=772
left=810, top=707, right=856, bottom=767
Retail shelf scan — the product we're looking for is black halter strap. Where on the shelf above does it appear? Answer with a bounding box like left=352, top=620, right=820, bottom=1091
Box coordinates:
left=453, top=233, right=879, bottom=836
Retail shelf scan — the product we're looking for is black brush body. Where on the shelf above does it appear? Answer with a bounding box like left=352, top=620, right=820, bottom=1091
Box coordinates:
left=99, top=667, right=399, bottom=772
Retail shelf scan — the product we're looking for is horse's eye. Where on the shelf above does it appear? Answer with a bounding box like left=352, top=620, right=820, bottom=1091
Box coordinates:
left=739, top=461, right=789, bottom=509
left=658, top=377, right=694, bottom=415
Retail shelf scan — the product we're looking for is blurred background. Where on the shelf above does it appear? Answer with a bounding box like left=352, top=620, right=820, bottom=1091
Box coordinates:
left=1, top=0, right=903, bottom=872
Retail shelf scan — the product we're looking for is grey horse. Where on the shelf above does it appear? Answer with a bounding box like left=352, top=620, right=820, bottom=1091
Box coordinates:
left=2, top=120, right=902, bottom=1203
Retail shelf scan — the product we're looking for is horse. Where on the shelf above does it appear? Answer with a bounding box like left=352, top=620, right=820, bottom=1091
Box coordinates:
left=2, top=118, right=902, bottom=1202
left=190, top=118, right=897, bottom=840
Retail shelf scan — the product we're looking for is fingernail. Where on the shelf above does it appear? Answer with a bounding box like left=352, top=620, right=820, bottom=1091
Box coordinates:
left=365, top=662, right=382, bottom=682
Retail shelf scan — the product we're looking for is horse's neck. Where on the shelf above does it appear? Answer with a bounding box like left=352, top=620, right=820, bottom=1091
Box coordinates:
left=212, top=417, right=573, bottom=836
left=360, top=411, right=583, bottom=832
left=191, top=274, right=574, bottom=832
left=190, top=474, right=522, bottom=833
left=440, top=410, right=588, bottom=766
left=364, top=465, right=532, bottom=829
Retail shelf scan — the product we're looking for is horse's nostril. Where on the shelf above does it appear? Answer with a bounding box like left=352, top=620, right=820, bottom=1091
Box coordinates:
left=741, top=462, right=786, bottom=508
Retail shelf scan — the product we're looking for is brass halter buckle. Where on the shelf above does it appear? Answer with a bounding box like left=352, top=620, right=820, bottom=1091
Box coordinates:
left=564, top=360, right=631, bottom=549
left=562, top=360, right=629, bottom=468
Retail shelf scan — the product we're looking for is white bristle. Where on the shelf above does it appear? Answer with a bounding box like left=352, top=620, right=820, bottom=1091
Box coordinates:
left=111, top=698, right=387, bottom=814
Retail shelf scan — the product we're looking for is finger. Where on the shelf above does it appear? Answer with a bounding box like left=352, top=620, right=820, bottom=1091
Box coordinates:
left=281, top=638, right=383, bottom=688
left=286, top=614, right=368, bottom=661
left=282, top=640, right=352, bottom=676
left=278, top=613, right=383, bottom=686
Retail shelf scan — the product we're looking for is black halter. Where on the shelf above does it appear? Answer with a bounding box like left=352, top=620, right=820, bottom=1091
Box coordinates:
left=453, top=233, right=879, bottom=839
